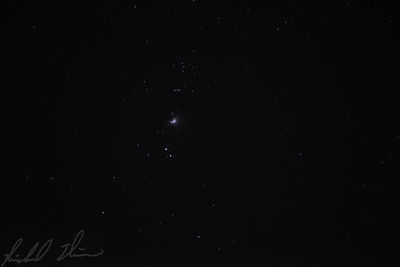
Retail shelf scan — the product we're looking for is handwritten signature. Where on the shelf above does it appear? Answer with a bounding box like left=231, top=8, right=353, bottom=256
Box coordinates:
left=1, top=230, right=104, bottom=266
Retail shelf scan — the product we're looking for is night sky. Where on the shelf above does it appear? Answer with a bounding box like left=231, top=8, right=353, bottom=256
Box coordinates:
left=1, top=2, right=400, bottom=267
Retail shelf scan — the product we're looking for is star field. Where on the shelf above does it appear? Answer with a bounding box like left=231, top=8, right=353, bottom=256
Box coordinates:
left=1, top=3, right=400, bottom=267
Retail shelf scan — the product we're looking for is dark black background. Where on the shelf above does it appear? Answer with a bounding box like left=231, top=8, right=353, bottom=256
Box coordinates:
left=1, top=2, right=399, bottom=266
